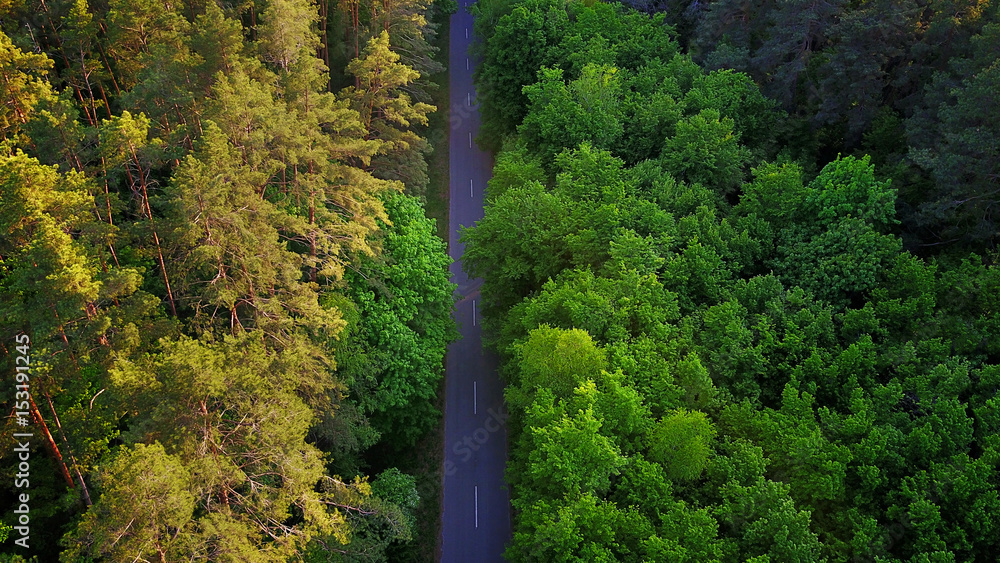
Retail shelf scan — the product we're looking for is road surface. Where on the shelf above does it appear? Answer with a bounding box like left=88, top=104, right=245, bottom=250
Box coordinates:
left=440, top=2, right=511, bottom=561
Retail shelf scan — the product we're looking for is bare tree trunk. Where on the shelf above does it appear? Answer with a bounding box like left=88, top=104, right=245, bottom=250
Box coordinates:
left=37, top=0, right=96, bottom=126
left=28, top=394, right=75, bottom=489
left=319, top=0, right=331, bottom=86
left=124, top=142, right=179, bottom=316
left=95, top=24, right=123, bottom=97
left=44, top=392, right=92, bottom=506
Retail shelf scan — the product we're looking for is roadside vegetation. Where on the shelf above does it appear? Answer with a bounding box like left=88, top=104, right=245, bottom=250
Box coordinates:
left=464, top=0, right=1000, bottom=560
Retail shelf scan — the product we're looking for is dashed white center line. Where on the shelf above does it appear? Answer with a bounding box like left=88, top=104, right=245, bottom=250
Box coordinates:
left=468, top=92, right=471, bottom=106
left=474, top=381, right=477, bottom=414
left=466, top=57, right=469, bottom=70
left=474, top=485, right=479, bottom=528
left=469, top=132, right=472, bottom=148
left=470, top=178, right=474, bottom=198
left=465, top=27, right=469, bottom=39
left=473, top=299, right=476, bottom=326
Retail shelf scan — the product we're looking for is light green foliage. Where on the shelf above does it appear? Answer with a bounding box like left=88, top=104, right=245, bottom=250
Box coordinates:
left=503, top=268, right=679, bottom=353
left=61, top=443, right=196, bottom=562
left=305, top=474, right=419, bottom=562
left=486, top=140, right=547, bottom=200
left=507, top=494, right=625, bottom=562
left=643, top=500, right=724, bottom=562
left=520, top=64, right=624, bottom=165
left=342, top=30, right=436, bottom=195
left=460, top=180, right=572, bottom=317
left=343, top=192, right=456, bottom=447
left=547, top=144, right=682, bottom=272
left=661, top=109, right=750, bottom=195
left=511, top=325, right=607, bottom=401
left=650, top=408, right=716, bottom=482
left=736, top=162, right=809, bottom=231
left=633, top=162, right=723, bottom=216
left=801, top=155, right=898, bottom=231
left=523, top=397, right=626, bottom=498
left=0, top=31, right=54, bottom=141
left=553, top=142, right=631, bottom=204
left=571, top=375, right=653, bottom=454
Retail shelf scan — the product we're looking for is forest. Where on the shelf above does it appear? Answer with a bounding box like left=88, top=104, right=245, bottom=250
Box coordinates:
left=0, top=0, right=456, bottom=559
left=463, top=0, right=1000, bottom=561
left=2, top=0, right=999, bottom=559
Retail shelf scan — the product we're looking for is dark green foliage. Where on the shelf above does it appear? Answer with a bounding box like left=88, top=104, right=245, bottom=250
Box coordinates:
left=689, top=0, right=1000, bottom=245
left=907, top=23, right=1000, bottom=243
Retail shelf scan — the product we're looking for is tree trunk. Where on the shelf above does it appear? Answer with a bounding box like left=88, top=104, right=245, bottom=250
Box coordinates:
left=44, top=392, right=92, bottom=506
left=28, top=394, right=75, bottom=489
left=37, top=0, right=96, bottom=126
left=126, top=142, right=179, bottom=316
left=318, top=0, right=331, bottom=88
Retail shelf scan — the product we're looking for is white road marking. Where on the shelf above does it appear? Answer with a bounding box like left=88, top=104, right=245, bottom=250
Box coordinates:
left=473, top=299, right=476, bottom=326
left=468, top=92, right=471, bottom=106
left=470, top=178, right=474, bottom=198
left=474, top=381, right=477, bottom=414
left=466, top=57, right=469, bottom=70
left=474, top=485, right=479, bottom=528
left=465, top=27, right=469, bottom=39
left=469, top=132, right=472, bottom=148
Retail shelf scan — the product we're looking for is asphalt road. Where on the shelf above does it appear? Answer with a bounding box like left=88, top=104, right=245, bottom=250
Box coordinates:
left=440, top=3, right=511, bottom=561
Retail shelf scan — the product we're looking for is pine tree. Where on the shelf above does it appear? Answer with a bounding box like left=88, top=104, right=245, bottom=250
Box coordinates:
left=258, top=0, right=319, bottom=73
left=64, top=333, right=355, bottom=562
left=342, top=30, right=435, bottom=194
left=161, top=122, right=342, bottom=340
left=0, top=147, right=160, bottom=505
left=0, top=31, right=55, bottom=141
